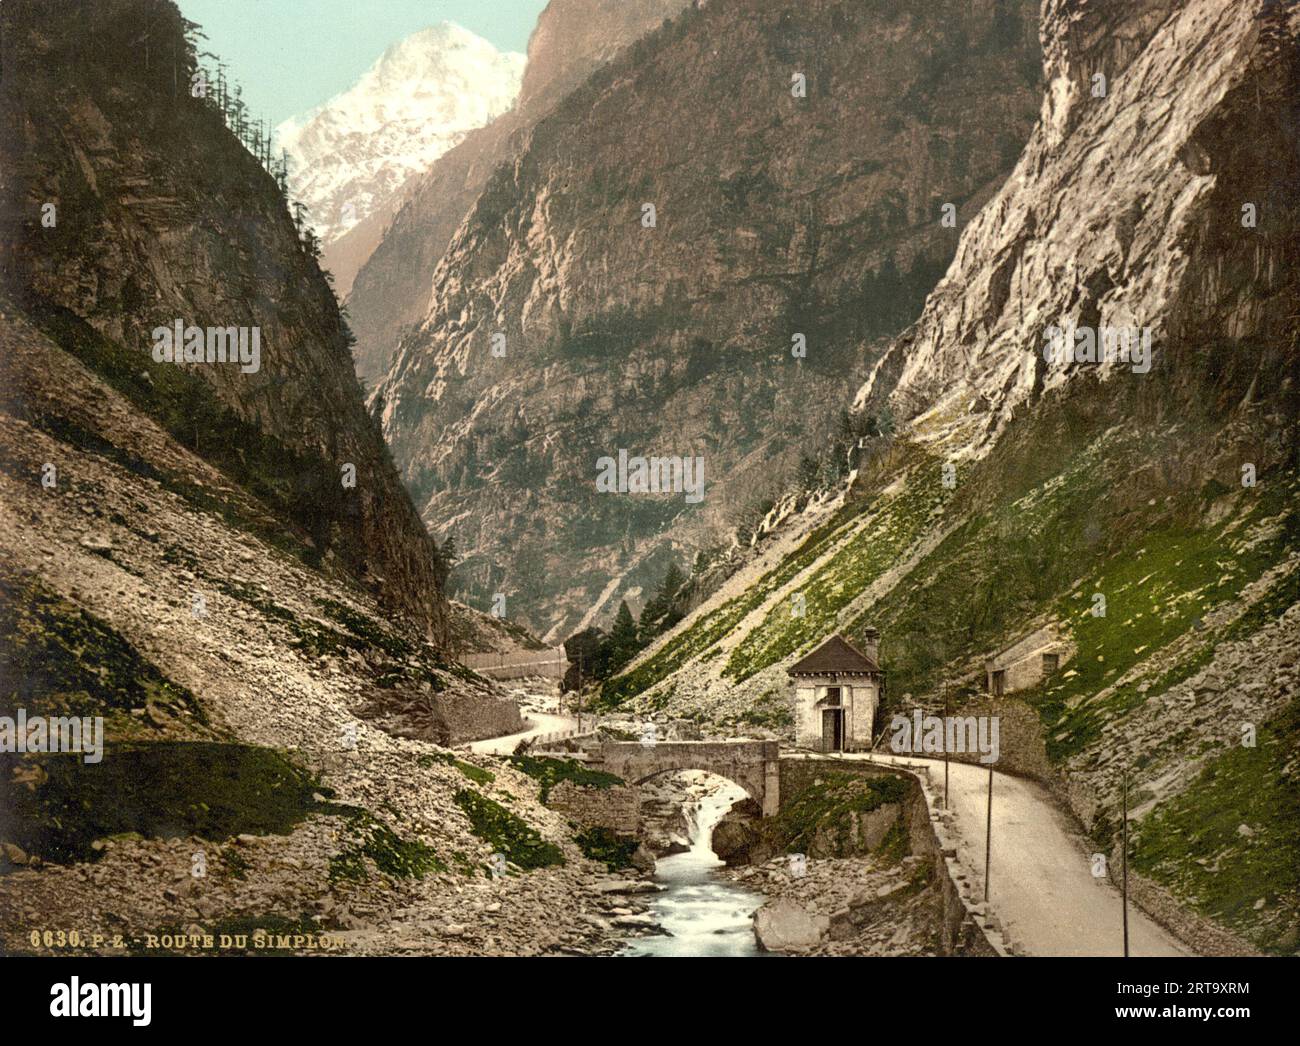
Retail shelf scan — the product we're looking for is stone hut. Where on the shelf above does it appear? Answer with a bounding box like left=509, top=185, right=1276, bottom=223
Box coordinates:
left=787, top=630, right=883, bottom=752
left=985, top=624, right=1070, bottom=696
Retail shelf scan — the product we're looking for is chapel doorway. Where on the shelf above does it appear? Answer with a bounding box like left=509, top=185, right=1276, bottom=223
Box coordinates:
left=821, top=707, right=844, bottom=753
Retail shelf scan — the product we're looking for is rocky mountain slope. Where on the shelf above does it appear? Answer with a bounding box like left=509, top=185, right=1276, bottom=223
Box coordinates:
left=372, top=0, right=1043, bottom=639
left=857, top=0, right=1298, bottom=447
left=341, top=0, right=693, bottom=372
left=0, top=0, right=634, bottom=956
left=600, top=0, right=1300, bottom=954
left=0, top=0, right=447, bottom=639
left=278, top=23, right=523, bottom=261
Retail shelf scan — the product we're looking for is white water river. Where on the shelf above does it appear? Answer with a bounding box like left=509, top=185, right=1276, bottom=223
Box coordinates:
left=624, top=781, right=765, bottom=957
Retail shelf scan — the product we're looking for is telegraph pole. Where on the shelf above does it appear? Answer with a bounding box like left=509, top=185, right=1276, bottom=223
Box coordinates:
left=984, top=762, right=993, bottom=903
left=1122, top=769, right=1130, bottom=957
left=575, top=651, right=584, bottom=733
left=943, top=685, right=951, bottom=809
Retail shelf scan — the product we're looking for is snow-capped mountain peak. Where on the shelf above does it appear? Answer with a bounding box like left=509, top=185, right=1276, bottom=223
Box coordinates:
left=276, top=22, right=524, bottom=246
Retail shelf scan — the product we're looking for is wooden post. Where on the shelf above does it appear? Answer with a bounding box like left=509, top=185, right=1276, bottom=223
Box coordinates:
left=1122, top=769, right=1130, bottom=957
left=943, top=685, right=951, bottom=809
left=984, top=762, right=993, bottom=903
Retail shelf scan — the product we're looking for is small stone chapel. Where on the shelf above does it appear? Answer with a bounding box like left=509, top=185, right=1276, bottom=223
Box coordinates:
left=787, top=629, right=883, bottom=753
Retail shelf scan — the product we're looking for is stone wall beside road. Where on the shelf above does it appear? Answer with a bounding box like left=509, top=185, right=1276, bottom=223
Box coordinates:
left=781, top=757, right=1007, bottom=956
left=435, top=691, right=523, bottom=745
left=547, top=781, right=641, bottom=834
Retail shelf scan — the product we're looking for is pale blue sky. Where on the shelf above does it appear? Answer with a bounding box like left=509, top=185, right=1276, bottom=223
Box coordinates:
left=177, top=0, right=548, bottom=126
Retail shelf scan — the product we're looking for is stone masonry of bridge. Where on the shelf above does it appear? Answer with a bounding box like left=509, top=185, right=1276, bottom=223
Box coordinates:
left=590, top=740, right=781, bottom=817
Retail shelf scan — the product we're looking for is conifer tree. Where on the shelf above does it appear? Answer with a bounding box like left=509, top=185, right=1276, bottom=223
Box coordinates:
left=606, top=601, right=639, bottom=672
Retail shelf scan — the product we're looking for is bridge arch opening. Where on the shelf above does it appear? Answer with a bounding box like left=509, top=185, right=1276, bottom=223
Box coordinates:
left=635, top=768, right=755, bottom=864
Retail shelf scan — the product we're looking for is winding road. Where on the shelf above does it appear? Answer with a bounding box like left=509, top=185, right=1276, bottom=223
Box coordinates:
left=827, top=752, right=1192, bottom=956
left=466, top=711, right=582, bottom=755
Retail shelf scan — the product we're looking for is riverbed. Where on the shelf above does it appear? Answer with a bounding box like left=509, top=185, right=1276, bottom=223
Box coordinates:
left=624, top=782, right=765, bottom=957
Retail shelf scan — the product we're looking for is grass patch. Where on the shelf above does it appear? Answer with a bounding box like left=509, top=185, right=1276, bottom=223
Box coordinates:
left=453, top=788, right=564, bottom=870
left=417, top=751, right=496, bottom=786
left=0, top=571, right=206, bottom=726
left=1033, top=484, right=1298, bottom=761
left=0, top=742, right=339, bottom=867
left=328, top=809, right=446, bottom=883
left=763, top=771, right=909, bottom=856
left=1130, top=700, right=1300, bottom=954
left=508, top=755, right=623, bottom=803
left=596, top=446, right=936, bottom=705
left=220, top=844, right=251, bottom=880
left=574, top=826, right=639, bottom=871
left=314, top=597, right=413, bottom=659
left=724, top=456, right=948, bottom=682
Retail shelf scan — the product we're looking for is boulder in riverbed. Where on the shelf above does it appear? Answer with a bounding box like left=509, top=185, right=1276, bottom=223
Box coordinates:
left=595, top=879, right=663, bottom=895
left=753, top=898, right=829, bottom=953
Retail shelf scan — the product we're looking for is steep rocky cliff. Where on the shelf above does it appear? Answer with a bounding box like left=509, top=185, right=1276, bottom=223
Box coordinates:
left=0, top=0, right=446, bottom=640
left=601, top=0, right=1300, bottom=953
left=338, top=0, right=692, bottom=352
left=0, top=0, right=635, bottom=956
left=373, top=0, right=1043, bottom=638
left=857, top=0, right=1299, bottom=451
left=515, top=0, right=693, bottom=116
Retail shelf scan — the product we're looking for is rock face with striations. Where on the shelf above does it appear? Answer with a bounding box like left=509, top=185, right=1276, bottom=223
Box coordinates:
left=856, top=0, right=1300, bottom=455
left=0, top=0, right=448, bottom=640
left=371, top=0, right=1042, bottom=638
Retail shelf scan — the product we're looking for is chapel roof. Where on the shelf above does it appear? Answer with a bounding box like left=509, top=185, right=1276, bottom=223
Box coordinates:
left=787, top=633, right=880, bottom=676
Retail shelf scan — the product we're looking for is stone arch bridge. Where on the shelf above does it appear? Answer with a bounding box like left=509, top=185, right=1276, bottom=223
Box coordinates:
left=589, top=740, right=780, bottom=816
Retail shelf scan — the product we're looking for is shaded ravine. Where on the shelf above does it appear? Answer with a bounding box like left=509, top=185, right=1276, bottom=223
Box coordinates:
left=624, top=782, right=765, bottom=957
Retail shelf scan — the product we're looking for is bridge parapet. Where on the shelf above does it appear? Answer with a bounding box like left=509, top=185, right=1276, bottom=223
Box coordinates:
left=591, top=740, right=780, bottom=816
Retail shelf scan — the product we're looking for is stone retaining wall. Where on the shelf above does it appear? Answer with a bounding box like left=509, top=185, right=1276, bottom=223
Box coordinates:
left=434, top=691, right=523, bottom=746
left=886, top=695, right=1053, bottom=781
left=462, top=647, right=567, bottom=681
left=945, top=696, right=1052, bottom=781
left=781, top=757, right=1007, bottom=956
left=887, top=696, right=1247, bottom=956
left=547, top=781, right=641, bottom=834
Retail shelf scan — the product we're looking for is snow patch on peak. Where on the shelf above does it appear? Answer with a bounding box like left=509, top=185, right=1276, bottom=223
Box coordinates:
left=276, top=21, right=524, bottom=245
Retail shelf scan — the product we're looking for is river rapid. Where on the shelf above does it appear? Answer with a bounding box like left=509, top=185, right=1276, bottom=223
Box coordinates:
left=624, top=781, right=765, bottom=957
